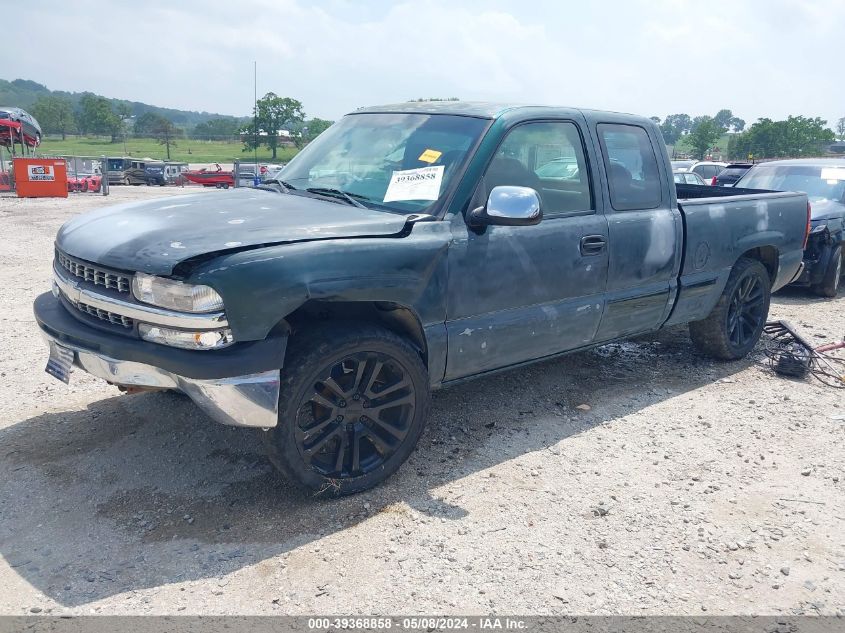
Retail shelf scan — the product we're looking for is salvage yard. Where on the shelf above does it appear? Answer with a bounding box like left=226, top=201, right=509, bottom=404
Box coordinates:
left=0, top=187, right=843, bottom=616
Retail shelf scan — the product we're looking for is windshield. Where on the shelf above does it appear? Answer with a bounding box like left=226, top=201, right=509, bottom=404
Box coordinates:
left=738, top=164, right=845, bottom=201
left=278, top=112, right=488, bottom=213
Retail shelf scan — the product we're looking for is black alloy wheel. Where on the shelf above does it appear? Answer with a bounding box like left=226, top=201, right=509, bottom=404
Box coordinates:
left=690, top=257, right=771, bottom=360
left=726, top=273, right=766, bottom=348
left=295, top=352, right=415, bottom=478
left=262, top=322, right=430, bottom=495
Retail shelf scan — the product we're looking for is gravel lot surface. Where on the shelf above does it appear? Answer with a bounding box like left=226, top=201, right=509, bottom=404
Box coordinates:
left=0, top=187, right=843, bottom=616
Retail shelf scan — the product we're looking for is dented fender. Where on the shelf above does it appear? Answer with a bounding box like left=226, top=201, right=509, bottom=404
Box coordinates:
left=188, top=220, right=453, bottom=347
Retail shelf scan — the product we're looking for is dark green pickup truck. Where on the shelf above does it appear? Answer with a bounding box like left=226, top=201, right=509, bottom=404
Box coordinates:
left=36, top=102, right=809, bottom=494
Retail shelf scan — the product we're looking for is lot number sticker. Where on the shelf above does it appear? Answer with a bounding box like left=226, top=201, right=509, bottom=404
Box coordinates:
left=383, top=165, right=444, bottom=202
left=27, top=165, right=55, bottom=181
left=820, top=167, right=845, bottom=182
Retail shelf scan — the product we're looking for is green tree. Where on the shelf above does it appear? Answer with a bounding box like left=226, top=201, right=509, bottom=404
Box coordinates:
left=77, top=93, right=122, bottom=141
left=713, top=109, right=734, bottom=131
left=301, top=118, right=333, bottom=144
left=687, top=116, right=721, bottom=160
left=729, top=116, right=835, bottom=159
left=131, top=112, right=181, bottom=157
left=133, top=112, right=164, bottom=136
left=147, top=115, right=180, bottom=160
left=658, top=113, right=692, bottom=145
left=836, top=117, right=845, bottom=141
left=191, top=117, right=242, bottom=140
left=243, top=93, right=305, bottom=159
left=30, top=95, right=76, bottom=139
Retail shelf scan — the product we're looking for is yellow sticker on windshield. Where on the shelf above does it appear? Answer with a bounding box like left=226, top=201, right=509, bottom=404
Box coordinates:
left=418, top=149, right=442, bottom=164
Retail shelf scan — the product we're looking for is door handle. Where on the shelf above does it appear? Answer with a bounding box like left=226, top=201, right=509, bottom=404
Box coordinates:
left=580, top=235, right=607, bottom=256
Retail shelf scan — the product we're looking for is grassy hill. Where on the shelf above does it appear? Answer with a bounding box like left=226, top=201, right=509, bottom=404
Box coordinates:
left=35, top=135, right=298, bottom=164
left=0, top=78, right=241, bottom=129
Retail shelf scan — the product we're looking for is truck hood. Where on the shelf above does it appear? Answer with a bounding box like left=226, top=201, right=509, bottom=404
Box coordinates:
left=809, top=197, right=845, bottom=221
left=56, top=189, right=410, bottom=275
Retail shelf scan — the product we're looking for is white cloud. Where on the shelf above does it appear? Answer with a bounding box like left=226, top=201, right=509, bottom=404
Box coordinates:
left=7, top=0, right=845, bottom=126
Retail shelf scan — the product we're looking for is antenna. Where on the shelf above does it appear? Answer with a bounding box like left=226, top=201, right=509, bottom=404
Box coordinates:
left=254, top=61, right=258, bottom=178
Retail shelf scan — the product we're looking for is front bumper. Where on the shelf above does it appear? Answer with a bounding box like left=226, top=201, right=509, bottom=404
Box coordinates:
left=34, top=292, right=284, bottom=428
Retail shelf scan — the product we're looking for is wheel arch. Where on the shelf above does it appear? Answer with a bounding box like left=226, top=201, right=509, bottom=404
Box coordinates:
left=737, top=245, right=778, bottom=285
left=283, top=300, right=429, bottom=367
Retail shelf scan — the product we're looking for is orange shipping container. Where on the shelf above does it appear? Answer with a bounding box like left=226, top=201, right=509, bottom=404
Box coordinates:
left=13, top=157, right=68, bottom=198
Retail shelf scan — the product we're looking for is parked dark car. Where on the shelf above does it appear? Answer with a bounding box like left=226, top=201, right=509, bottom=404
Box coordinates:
left=736, top=159, right=845, bottom=296
left=35, top=102, right=809, bottom=495
left=713, top=163, right=753, bottom=187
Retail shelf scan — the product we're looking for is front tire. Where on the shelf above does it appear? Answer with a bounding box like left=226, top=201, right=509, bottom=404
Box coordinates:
left=689, top=257, right=771, bottom=360
left=262, top=322, right=430, bottom=496
left=813, top=245, right=842, bottom=298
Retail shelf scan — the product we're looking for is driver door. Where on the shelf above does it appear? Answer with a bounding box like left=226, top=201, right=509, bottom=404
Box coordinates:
left=444, top=119, right=609, bottom=381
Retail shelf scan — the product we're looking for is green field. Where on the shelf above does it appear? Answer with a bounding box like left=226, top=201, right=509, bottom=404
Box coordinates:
left=33, top=135, right=300, bottom=164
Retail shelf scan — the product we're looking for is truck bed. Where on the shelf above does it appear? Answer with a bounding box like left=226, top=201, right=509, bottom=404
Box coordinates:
left=663, top=183, right=809, bottom=327
left=675, top=182, right=772, bottom=200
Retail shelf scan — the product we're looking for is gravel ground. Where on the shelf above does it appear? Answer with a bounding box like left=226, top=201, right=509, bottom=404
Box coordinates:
left=0, top=187, right=843, bottom=616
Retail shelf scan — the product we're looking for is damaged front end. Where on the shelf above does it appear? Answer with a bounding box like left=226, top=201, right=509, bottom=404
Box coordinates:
left=793, top=222, right=838, bottom=287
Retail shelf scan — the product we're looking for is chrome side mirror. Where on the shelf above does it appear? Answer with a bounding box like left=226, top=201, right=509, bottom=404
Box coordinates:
left=469, top=186, right=542, bottom=227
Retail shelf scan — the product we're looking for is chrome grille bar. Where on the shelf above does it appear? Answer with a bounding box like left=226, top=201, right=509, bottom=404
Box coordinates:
left=56, top=250, right=131, bottom=293
left=74, top=301, right=134, bottom=328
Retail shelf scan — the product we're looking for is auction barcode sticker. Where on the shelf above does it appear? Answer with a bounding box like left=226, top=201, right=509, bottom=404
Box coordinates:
left=383, top=165, right=444, bottom=202
left=820, top=167, right=845, bottom=182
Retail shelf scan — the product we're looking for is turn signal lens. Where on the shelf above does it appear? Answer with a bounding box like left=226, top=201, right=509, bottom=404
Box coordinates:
left=138, top=324, right=234, bottom=350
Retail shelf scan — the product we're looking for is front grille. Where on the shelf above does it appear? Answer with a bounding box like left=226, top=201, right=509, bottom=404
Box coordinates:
left=56, top=250, right=131, bottom=293
left=74, top=300, right=134, bottom=328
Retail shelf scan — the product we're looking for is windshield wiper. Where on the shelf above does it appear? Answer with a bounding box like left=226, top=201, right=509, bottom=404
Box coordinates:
left=263, top=178, right=297, bottom=191
left=306, top=187, right=369, bottom=208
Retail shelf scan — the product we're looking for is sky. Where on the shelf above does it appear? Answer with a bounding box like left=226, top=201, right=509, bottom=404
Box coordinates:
left=9, top=0, right=845, bottom=126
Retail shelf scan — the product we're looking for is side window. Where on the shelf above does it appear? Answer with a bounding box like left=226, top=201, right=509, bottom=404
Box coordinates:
left=597, top=124, right=662, bottom=211
left=480, top=121, right=593, bottom=214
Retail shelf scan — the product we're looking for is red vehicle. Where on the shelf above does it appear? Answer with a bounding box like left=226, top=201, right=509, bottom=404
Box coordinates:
left=182, top=163, right=234, bottom=188
left=67, top=172, right=102, bottom=193
left=82, top=173, right=102, bottom=192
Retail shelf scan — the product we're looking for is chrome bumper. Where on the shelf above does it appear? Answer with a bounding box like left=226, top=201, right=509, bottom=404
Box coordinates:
left=41, top=332, right=280, bottom=429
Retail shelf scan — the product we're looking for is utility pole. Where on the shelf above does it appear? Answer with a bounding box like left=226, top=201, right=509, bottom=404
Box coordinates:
left=254, top=61, right=259, bottom=186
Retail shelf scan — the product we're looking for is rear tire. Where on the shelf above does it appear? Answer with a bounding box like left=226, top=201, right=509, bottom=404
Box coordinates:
left=812, top=245, right=842, bottom=298
left=689, top=257, right=771, bottom=360
left=262, top=322, right=430, bottom=496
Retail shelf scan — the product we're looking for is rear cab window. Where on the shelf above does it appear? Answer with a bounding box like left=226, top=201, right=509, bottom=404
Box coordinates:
left=597, top=124, right=662, bottom=210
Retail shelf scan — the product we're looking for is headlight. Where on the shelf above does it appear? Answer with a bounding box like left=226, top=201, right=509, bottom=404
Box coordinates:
left=809, top=223, right=828, bottom=235
left=139, top=324, right=234, bottom=350
left=132, top=273, right=224, bottom=312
